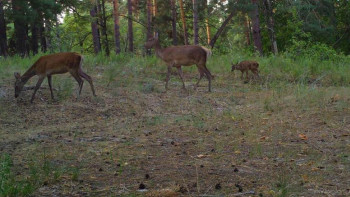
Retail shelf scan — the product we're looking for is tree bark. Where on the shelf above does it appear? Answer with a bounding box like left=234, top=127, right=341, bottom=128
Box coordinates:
left=205, top=0, right=211, bottom=45
left=0, top=0, right=8, bottom=57
left=12, top=0, right=27, bottom=57
left=127, top=0, right=134, bottom=52
left=209, top=12, right=234, bottom=49
left=192, top=0, right=199, bottom=45
left=178, top=0, right=188, bottom=45
left=113, top=0, right=121, bottom=54
left=100, top=0, right=110, bottom=56
left=31, top=23, right=39, bottom=55
left=44, top=18, right=52, bottom=53
left=39, top=17, right=47, bottom=53
left=244, top=14, right=251, bottom=46
left=171, top=0, right=177, bottom=45
left=90, top=4, right=101, bottom=54
left=146, top=0, right=153, bottom=55
left=251, top=0, right=263, bottom=56
left=152, top=0, right=157, bottom=17
left=263, top=0, right=278, bottom=55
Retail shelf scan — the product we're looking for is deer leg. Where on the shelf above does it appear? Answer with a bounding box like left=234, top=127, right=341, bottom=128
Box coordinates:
left=194, top=67, right=205, bottom=90
left=201, top=65, right=212, bottom=92
left=79, top=70, right=96, bottom=96
left=253, top=69, right=260, bottom=79
left=70, top=72, right=84, bottom=97
left=47, top=75, right=55, bottom=100
left=177, top=67, right=186, bottom=89
left=204, top=71, right=212, bottom=92
left=246, top=70, right=249, bottom=81
left=31, top=76, right=45, bottom=103
left=240, top=71, right=244, bottom=80
left=165, top=64, right=172, bottom=91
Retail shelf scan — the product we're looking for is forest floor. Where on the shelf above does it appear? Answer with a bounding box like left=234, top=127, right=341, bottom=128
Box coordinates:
left=0, top=63, right=349, bottom=196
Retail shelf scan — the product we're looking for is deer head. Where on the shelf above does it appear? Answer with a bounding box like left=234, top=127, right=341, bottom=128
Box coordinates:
left=144, top=33, right=159, bottom=49
left=231, top=62, right=238, bottom=72
left=14, top=72, right=24, bottom=98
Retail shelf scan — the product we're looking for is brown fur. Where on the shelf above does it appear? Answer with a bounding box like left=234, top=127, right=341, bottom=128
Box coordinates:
left=231, top=60, right=259, bottom=80
left=144, top=35, right=213, bottom=92
left=14, top=52, right=96, bottom=103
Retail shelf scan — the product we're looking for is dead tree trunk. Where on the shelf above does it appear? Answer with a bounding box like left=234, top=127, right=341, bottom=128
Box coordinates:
left=209, top=12, right=234, bottom=49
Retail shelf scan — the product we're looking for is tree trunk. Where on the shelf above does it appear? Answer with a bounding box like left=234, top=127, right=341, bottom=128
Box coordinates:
left=171, top=0, right=177, bottom=45
left=243, top=14, right=251, bottom=46
left=192, top=0, right=199, bottom=45
left=209, top=12, right=234, bottom=49
left=12, top=0, right=27, bottom=57
left=178, top=0, right=188, bottom=45
left=31, top=23, right=39, bottom=55
left=44, top=18, right=52, bottom=53
left=205, top=0, right=211, bottom=45
left=146, top=0, right=153, bottom=55
left=127, top=0, right=134, bottom=52
left=0, top=0, right=8, bottom=57
left=40, top=18, right=47, bottom=53
left=113, top=0, right=121, bottom=54
left=90, top=4, right=101, bottom=54
left=101, top=0, right=110, bottom=56
left=263, top=0, right=278, bottom=55
left=152, top=0, right=157, bottom=17
left=251, top=0, right=263, bottom=56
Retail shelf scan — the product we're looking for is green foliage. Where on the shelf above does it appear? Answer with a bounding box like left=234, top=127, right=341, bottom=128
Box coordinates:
left=0, top=154, right=35, bottom=196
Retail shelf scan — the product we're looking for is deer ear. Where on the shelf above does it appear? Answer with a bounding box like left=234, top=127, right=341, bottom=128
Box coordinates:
left=14, top=72, right=21, bottom=79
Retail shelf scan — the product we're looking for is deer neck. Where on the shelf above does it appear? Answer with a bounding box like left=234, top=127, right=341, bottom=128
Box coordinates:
left=21, top=66, right=36, bottom=84
left=154, top=42, right=165, bottom=59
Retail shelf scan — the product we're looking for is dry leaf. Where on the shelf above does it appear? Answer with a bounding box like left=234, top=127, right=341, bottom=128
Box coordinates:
left=260, top=136, right=268, bottom=141
left=234, top=150, right=241, bottom=154
left=197, top=154, right=206, bottom=158
left=299, top=134, right=308, bottom=140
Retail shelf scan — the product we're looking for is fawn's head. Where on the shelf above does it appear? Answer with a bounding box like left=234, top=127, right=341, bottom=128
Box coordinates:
left=14, top=72, right=24, bottom=98
left=231, top=62, right=238, bottom=72
left=144, top=33, right=159, bottom=49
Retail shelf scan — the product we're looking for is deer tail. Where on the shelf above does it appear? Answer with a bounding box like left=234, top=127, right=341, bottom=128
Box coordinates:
left=201, top=46, right=212, bottom=60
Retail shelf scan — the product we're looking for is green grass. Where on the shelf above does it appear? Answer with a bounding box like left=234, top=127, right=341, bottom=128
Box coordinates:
left=1, top=50, right=349, bottom=196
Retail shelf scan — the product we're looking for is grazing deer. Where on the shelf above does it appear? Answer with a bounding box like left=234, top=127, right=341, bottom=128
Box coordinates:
left=144, top=34, right=213, bottom=92
left=231, top=60, right=260, bottom=80
left=14, top=52, right=96, bottom=103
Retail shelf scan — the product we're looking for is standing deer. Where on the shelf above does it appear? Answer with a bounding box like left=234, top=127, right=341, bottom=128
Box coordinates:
left=231, top=60, right=260, bottom=81
left=144, top=34, right=213, bottom=92
left=14, top=52, right=96, bottom=103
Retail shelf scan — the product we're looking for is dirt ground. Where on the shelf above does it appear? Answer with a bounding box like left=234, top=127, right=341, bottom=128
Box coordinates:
left=0, top=70, right=349, bottom=196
